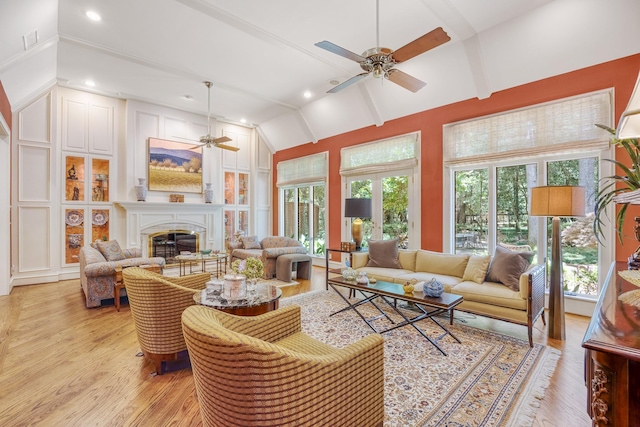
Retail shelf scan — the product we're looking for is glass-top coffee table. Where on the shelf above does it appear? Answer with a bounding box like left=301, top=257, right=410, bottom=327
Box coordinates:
left=193, top=282, right=282, bottom=316
left=327, top=274, right=463, bottom=356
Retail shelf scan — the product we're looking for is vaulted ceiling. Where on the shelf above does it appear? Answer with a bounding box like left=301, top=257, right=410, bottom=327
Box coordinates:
left=1, top=0, right=639, bottom=152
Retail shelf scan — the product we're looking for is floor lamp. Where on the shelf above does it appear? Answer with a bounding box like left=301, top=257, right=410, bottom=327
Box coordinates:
left=344, top=198, right=372, bottom=251
left=530, top=186, right=585, bottom=340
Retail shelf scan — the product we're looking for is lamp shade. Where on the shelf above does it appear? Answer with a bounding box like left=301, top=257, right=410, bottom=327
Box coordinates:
left=530, top=186, right=585, bottom=217
left=344, top=198, right=372, bottom=218
left=616, top=70, right=640, bottom=140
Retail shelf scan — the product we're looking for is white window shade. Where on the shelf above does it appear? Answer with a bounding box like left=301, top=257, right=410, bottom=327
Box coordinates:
left=277, top=152, right=327, bottom=187
left=340, top=132, right=419, bottom=176
left=443, top=91, right=613, bottom=165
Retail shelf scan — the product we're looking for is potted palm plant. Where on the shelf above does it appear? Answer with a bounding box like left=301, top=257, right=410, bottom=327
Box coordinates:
left=593, top=124, right=640, bottom=245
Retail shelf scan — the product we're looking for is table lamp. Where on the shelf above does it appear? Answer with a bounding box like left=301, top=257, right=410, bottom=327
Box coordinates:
left=344, top=198, right=372, bottom=251
left=530, top=185, right=585, bottom=340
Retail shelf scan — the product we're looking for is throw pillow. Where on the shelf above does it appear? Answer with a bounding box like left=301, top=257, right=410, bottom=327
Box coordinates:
left=241, top=235, right=262, bottom=250
left=366, top=239, right=403, bottom=269
left=95, top=240, right=126, bottom=262
left=462, top=255, right=492, bottom=284
left=485, top=245, right=534, bottom=291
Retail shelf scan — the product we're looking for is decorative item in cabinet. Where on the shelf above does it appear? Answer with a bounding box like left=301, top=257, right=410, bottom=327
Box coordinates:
left=91, top=209, right=109, bottom=243
left=65, top=208, right=84, bottom=264
left=91, top=158, right=109, bottom=202
left=65, top=156, right=85, bottom=201
left=238, top=173, right=248, bottom=205
left=224, top=171, right=235, bottom=204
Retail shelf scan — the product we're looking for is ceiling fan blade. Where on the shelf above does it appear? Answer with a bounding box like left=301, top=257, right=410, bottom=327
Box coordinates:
left=386, top=69, right=426, bottom=93
left=188, top=143, right=205, bottom=150
left=315, top=41, right=366, bottom=63
left=216, top=143, right=240, bottom=152
left=392, top=27, right=451, bottom=63
left=211, top=136, right=232, bottom=144
left=327, top=73, right=369, bottom=94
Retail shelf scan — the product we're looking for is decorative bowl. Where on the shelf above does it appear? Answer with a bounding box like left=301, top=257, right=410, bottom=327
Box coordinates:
left=424, top=278, right=444, bottom=298
left=200, top=249, right=212, bottom=255
left=403, top=282, right=415, bottom=293
left=342, top=267, right=358, bottom=281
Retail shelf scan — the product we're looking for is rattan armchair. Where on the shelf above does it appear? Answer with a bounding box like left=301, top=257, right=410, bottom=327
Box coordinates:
left=122, top=267, right=209, bottom=375
left=181, top=304, right=385, bottom=427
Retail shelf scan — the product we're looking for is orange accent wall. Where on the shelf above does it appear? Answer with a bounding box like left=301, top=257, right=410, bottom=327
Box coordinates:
left=0, top=81, right=11, bottom=131
left=273, top=54, right=640, bottom=261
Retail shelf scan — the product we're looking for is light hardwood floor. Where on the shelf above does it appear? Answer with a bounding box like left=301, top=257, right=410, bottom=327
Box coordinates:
left=0, top=267, right=592, bottom=426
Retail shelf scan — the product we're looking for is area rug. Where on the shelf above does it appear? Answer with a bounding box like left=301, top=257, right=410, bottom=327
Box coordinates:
left=280, top=290, right=560, bottom=427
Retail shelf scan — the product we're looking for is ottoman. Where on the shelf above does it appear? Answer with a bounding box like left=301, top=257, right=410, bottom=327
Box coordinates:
left=276, top=253, right=312, bottom=282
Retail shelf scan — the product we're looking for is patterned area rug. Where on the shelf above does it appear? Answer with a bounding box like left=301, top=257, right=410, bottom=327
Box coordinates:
left=280, top=290, right=560, bottom=427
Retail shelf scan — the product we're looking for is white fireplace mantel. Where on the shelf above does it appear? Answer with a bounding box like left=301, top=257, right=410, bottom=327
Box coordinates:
left=114, top=201, right=224, bottom=256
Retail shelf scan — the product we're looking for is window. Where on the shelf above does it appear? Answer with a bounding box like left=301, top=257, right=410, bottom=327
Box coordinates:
left=342, top=133, right=420, bottom=249
left=278, top=153, right=327, bottom=256
left=445, top=90, right=613, bottom=298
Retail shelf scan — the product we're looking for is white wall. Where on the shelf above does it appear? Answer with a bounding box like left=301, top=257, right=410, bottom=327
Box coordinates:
left=10, top=87, right=272, bottom=286
left=0, top=111, right=10, bottom=295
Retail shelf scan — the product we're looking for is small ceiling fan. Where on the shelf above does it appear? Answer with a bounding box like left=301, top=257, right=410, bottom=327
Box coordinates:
left=179, top=81, right=238, bottom=152
left=315, top=0, right=450, bottom=93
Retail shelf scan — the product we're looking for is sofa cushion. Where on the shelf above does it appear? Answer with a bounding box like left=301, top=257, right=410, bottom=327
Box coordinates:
left=96, top=240, right=126, bottom=262
left=451, top=281, right=527, bottom=311
left=486, top=245, right=533, bottom=291
left=366, top=239, right=402, bottom=269
left=462, top=255, right=492, bottom=284
left=398, top=250, right=417, bottom=271
left=356, top=267, right=415, bottom=284
left=395, top=272, right=462, bottom=293
left=241, top=235, right=262, bottom=249
left=415, top=250, right=469, bottom=278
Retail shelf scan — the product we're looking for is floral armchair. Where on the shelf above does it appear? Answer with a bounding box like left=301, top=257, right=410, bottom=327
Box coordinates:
left=229, top=236, right=307, bottom=279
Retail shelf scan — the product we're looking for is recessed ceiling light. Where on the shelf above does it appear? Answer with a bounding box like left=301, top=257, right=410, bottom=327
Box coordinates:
left=329, top=79, right=340, bottom=86
left=86, top=11, right=101, bottom=21
left=84, top=80, right=96, bottom=87
left=183, top=95, right=194, bottom=100
left=240, top=118, right=247, bottom=123
left=303, top=91, right=312, bottom=98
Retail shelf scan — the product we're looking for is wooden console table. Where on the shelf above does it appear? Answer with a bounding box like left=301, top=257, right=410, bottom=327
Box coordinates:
left=582, top=261, right=640, bottom=426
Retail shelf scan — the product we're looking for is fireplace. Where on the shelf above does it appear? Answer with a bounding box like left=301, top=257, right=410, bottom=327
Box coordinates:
left=149, top=230, right=199, bottom=264
left=115, top=201, right=224, bottom=258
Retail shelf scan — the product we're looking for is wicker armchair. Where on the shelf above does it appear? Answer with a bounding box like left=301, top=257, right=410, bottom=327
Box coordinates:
left=122, top=267, right=209, bottom=375
left=181, top=305, right=385, bottom=427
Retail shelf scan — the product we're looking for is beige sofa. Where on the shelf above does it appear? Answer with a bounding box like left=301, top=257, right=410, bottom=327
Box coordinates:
left=351, top=249, right=546, bottom=346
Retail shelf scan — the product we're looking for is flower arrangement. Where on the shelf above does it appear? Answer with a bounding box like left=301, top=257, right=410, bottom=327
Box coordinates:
left=231, top=257, right=264, bottom=280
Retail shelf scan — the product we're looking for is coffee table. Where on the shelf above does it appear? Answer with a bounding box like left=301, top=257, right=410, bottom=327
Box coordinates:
left=327, top=275, right=463, bottom=356
left=193, top=282, right=282, bottom=316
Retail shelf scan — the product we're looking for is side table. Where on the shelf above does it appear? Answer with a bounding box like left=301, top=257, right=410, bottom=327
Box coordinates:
left=325, top=247, right=366, bottom=290
left=114, top=264, right=162, bottom=312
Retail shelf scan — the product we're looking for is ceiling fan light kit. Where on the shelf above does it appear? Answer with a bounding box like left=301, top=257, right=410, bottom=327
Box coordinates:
left=316, top=0, right=450, bottom=94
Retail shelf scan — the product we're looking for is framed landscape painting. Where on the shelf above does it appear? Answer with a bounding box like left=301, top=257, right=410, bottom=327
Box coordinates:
left=148, top=138, right=203, bottom=193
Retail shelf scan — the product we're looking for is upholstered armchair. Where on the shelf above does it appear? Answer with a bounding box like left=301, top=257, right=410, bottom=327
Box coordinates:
left=181, top=305, right=385, bottom=427
left=122, top=267, right=209, bottom=375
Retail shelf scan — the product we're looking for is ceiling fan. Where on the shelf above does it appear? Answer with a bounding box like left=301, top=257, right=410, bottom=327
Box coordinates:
left=315, top=0, right=450, bottom=93
left=179, top=81, right=238, bottom=152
